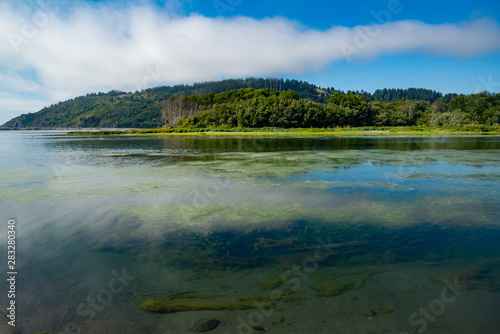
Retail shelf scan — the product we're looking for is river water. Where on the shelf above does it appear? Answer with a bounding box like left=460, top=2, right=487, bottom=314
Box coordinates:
left=1, top=131, right=499, bottom=333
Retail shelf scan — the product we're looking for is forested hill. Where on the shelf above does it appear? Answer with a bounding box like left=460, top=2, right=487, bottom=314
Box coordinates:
left=361, top=88, right=455, bottom=103
left=3, top=78, right=325, bottom=128
left=3, top=77, right=456, bottom=128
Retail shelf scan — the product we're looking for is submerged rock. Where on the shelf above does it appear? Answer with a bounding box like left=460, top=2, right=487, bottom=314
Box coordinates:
left=251, top=323, right=266, bottom=331
left=189, top=319, right=221, bottom=332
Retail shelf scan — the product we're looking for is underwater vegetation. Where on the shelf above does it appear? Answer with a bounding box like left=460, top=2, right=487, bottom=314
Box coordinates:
left=433, top=261, right=500, bottom=292
left=139, top=298, right=272, bottom=313
left=139, top=291, right=303, bottom=314
left=309, top=267, right=378, bottom=297
left=93, top=213, right=500, bottom=272
left=96, top=219, right=330, bottom=270
left=73, top=143, right=500, bottom=275
left=258, top=272, right=285, bottom=289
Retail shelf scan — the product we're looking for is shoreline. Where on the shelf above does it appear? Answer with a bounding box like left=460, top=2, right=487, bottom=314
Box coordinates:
left=2, top=125, right=500, bottom=136
left=66, top=126, right=500, bottom=136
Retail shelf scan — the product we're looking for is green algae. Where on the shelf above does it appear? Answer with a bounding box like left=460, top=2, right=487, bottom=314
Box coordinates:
left=5, top=137, right=500, bottom=211
left=139, top=293, right=275, bottom=313
left=139, top=298, right=271, bottom=313
left=259, top=273, right=285, bottom=290
left=187, top=206, right=231, bottom=220
left=377, top=306, right=395, bottom=314
left=8, top=136, right=497, bottom=275
left=139, top=289, right=306, bottom=314
left=309, top=268, right=378, bottom=297
left=258, top=269, right=304, bottom=290
left=91, top=209, right=500, bottom=272
left=91, top=147, right=500, bottom=183
left=8, top=144, right=498, bottom=234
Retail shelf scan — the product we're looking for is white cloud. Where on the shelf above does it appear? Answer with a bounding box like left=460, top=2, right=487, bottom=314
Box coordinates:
left=0, top=92, right=49, bottom=125
left=0, top=71, right=41, bottom=92
left=0, top=92, right=46, bottom=111
left=1, top=2, right=500, bottom=123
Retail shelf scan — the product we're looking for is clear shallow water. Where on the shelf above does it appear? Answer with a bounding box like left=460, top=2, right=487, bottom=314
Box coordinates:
left=0, top=131, right=500, bottom=333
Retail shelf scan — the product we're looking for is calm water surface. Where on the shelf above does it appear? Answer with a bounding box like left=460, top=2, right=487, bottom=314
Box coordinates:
left=0, top=131, right=499, bottom=333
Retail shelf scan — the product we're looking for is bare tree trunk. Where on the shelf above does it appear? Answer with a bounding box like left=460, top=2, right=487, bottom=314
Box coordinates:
left=160, top=95, right=205, bottom=127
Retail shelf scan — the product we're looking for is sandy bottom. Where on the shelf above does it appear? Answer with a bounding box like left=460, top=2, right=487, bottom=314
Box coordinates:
left=12, top=251, right=500, bottom=334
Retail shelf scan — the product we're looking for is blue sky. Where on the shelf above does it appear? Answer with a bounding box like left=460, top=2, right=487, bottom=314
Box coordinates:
left=185, top=0, right=500, bottom=27
left=1, top=0, right=500, bottom=124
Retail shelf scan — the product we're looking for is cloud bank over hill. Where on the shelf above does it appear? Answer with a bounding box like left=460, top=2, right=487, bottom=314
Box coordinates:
left=1, top=1, right=500, bottom=123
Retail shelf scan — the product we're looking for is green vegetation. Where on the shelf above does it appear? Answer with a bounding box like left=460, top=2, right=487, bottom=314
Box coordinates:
left=92, top=203, right=500, bottom=271
left=139, top=298, right=272, bottom=313
left=4, top=78, right=499, bottom=129
left=95, top=219, right=328, bottom=270
left=309, top=268, right=378, bottom=297
left=172, top=89, right=500, bottom=128
left=2, top=78, right=327, bottom=128
left=258, top=273, right=285, bottom=290
left=368, top=88, right=447, bottom=103
left=69, top=125, right=500, bottom=136
left=138, top=290, right=304, bottom=314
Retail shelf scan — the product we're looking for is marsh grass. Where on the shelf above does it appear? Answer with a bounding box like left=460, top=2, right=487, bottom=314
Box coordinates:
left=69, top=125, right=500, bottom=136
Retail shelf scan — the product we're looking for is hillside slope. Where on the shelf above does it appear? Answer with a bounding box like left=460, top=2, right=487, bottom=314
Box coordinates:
left=2, top=78, right=325, bottom=128
left=2, top=78, right=453, bottom=129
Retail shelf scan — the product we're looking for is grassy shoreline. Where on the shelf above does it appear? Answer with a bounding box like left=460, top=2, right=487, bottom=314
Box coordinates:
left=68, top=125, right=500, bottom=136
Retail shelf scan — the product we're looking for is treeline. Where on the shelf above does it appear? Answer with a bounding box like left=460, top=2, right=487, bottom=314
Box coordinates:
left=330, top=88, right=449, bottom=103
left=2, top=78, right=327, bottom=128
left=2, top=77, right=495, bottom=129
left=369, top=88, right=452, bottom=103
left=146, top=77, right=328, bottom=102
left=167, top=89, right=500, bottom=128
